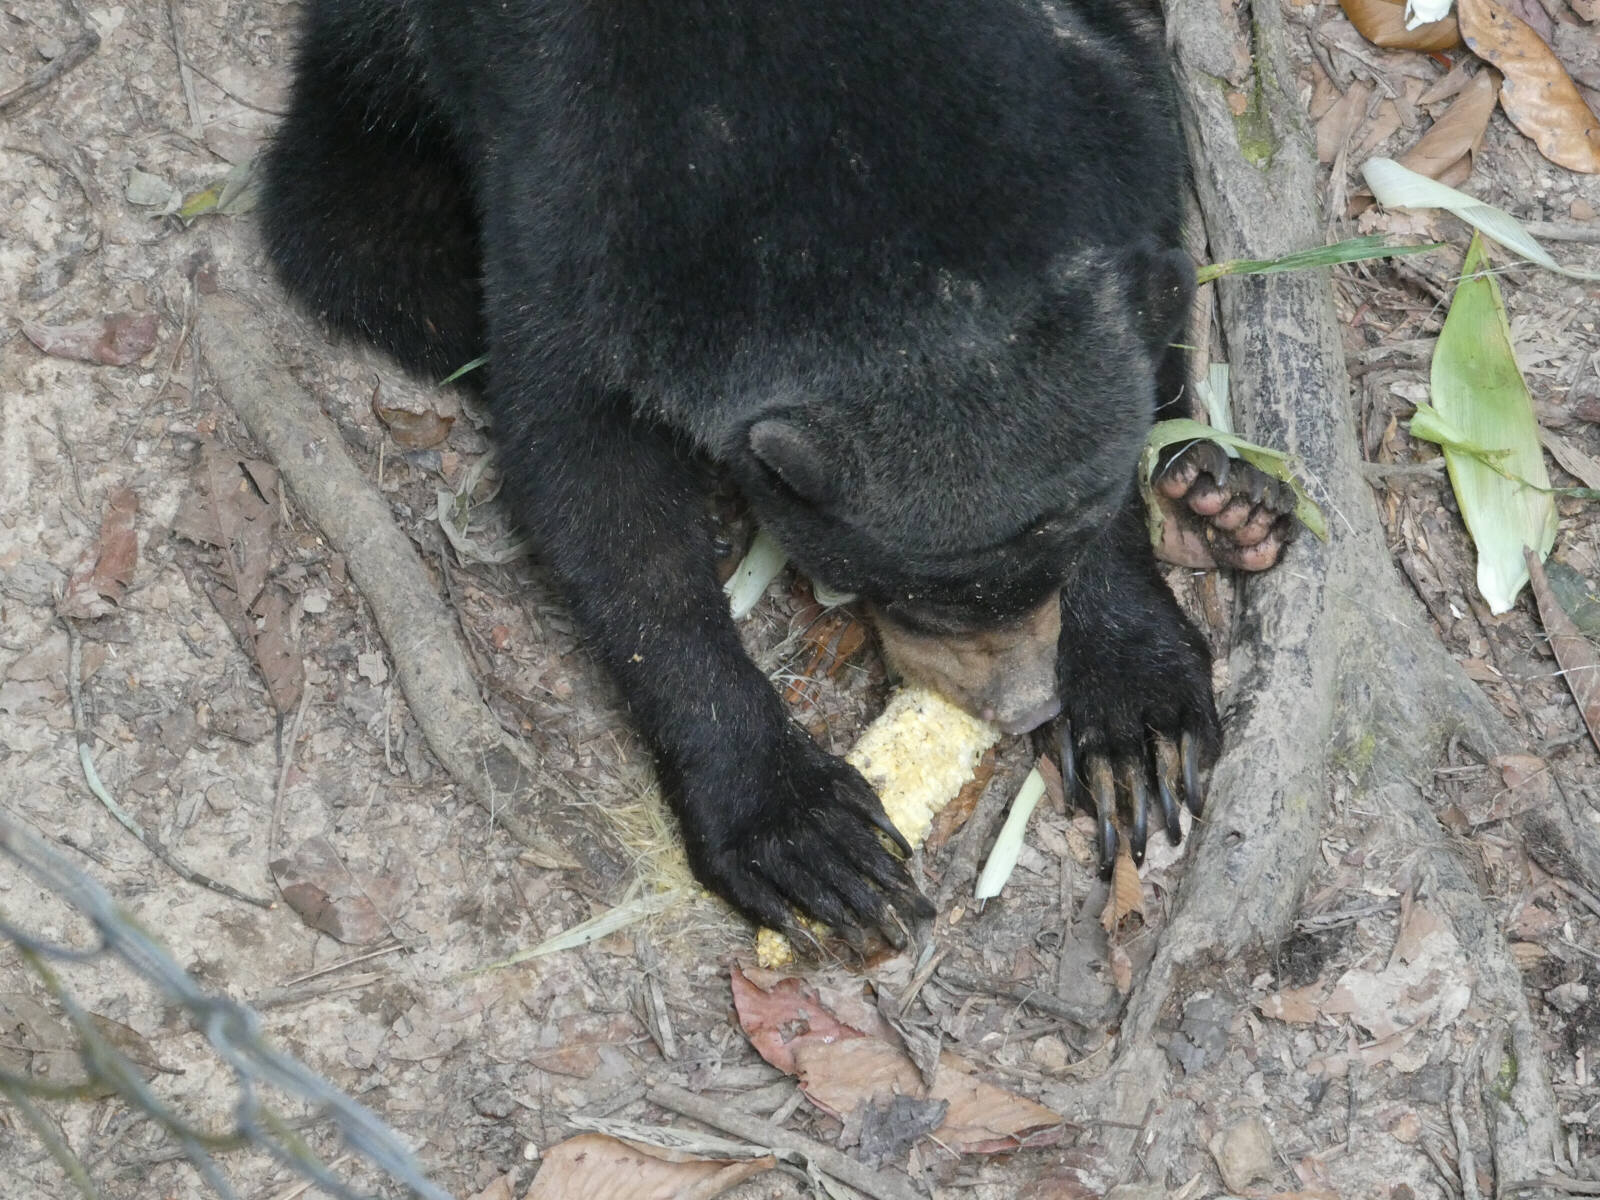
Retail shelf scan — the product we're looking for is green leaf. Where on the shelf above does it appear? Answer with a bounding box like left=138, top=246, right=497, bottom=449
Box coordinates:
left=1195, top=235, right=1443, bottom=285
left=1420, top=233, right=1557, bottom=614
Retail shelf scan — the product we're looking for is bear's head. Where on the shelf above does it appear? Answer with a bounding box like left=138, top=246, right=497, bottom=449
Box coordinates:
left=725, top=242, right=1192, bottom=733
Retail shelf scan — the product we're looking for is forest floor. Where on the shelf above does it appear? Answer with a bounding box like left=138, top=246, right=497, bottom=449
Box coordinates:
left=0, top=1, right=1597, bottom=1198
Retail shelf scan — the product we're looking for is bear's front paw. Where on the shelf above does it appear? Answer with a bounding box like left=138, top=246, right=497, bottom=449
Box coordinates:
left=1051, top=580, right=1220, bottom=875
left=681, top=731, right=935, bottom=949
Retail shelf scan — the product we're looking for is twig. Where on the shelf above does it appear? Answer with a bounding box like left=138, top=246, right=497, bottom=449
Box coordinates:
left=62, top=619, right=273, bottom=908
left=1522, top=221, right=1600, bottom=245
left=1451, top=1055, right=1483, bottom=1200
left=1546, top=873, right=1600, bottom=922
left=935, top=964, right=1107, bottom=1029
left=1503, top=1174, right=1600, bottom=1195
left=164, top=0, right=202, bottom=135
left=0, top=27, right=99, bottom=116
left=270, top=679, right=312, bottom=858
left=645, top=1082, right=925, bottom=1200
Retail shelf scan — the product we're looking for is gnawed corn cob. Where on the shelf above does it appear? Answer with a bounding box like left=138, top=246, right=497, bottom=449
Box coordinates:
left=755, top=687, right=1000, bottom=966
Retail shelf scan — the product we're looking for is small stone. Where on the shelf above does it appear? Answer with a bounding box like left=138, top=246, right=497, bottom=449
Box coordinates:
left=1572, top=197, right=1596, bottom=222
left=1029, top=1035, right=1070, bottom=1072
left=472, top=1088, right=516, bottom=1119
left=1208, top=1114, right=1275, bottom=1193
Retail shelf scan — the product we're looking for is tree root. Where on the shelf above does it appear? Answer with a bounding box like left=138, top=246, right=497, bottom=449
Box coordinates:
left=197, top=293, right=546, bottom=847
left=1070, top=0, right=1568, bottom=1186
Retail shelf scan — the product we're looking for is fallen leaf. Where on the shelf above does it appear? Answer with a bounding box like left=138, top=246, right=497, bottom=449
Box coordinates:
left=782, top=609, right=869, bottom=707
left=1541, top=561, right=1600, bottom=640
left=372, top=391, right=455, bottom=449
left=730, top=968, right=1064, bottom=1155
left=1458, top=0, right=1600, bottom=172
left=1397, top=69, right=1500, bottom=181
left=1539, top=428, right=1600, bottom=491
left=251, top=584, right=304, bottom=714
left=59, top=487, right=139, bottom=619
left=1317, top=79, right=1374, bottom=164
left=1099, top=835, right=1144, bottom=933
left=525, top=1011, right=643, bottom=1076
left=270, top=837, right=418, bottom=944
left=525, top=1133, right=774, bottom=1200
left=1391, top=897, right=1443, bottom=965
left=925, top=745, right=995, bottom=855
left=1525, top=550, right=1600, bottom=755
left=1256, top=984, right=1326, bottom=1024
left=174, top=446, right=301, bottom=710
left=1340, top=0, right=1462, bottom=51
left=20, top=312, right=159, bottom=366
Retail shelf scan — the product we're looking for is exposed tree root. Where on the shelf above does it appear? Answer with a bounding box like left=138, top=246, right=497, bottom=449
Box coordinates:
left=197, top=293, right=547, bottom=848
left=1067, top=0, right=1569, bottom=1187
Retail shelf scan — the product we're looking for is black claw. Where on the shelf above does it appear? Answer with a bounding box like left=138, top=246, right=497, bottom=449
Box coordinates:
left=1125, top=764, right=1149, bottom=865
left=1180, top=730, right=1205, bottom=816
left=1056, top=719, right=1080, bottom=808
left=857, top=801, right=913, bottom=857
left=1154, top=740, right=1183, bottom=843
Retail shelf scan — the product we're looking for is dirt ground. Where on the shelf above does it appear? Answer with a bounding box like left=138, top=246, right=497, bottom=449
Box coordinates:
left=1, top=1, right=1598, bottom=1198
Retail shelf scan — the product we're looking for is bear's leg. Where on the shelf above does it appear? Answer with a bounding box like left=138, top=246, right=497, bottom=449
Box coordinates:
left=1148, top=347, right=1299, bottom=571
left=1052, top=478, right=1221, bottom=873
left=492, top=393, right=933, bottom=943
left=260, top=13, right=482, bottom=381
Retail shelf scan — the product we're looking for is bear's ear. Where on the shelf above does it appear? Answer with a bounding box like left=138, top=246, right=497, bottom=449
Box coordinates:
left=1127, top=244, right=1195, bottom=353
left=749, top=418, right=836, bottom=506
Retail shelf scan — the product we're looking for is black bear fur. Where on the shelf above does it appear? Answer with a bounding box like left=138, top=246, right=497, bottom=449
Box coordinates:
left=263, top=0, right=1220, bottom=938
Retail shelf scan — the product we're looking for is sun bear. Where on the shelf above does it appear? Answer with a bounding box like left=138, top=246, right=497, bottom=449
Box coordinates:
left=261, top=0, right=1294, bottom=943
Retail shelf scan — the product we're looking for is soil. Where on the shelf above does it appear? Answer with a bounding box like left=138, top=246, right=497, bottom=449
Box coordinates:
left=0, top=2, right=1597, bottom=1198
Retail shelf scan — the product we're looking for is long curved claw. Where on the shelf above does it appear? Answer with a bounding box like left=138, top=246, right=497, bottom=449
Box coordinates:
left=1180, top=730, right=1205, bottom=816
left=1124, top=762, right=1149, bottom=865
left=1057, top=719, right=1080, bottom=809
left=1154, top=738, right=1183, bottom=843
left=1088, top=757, right=1118, bottom=877
left=855, top=799, right=914, bottom=857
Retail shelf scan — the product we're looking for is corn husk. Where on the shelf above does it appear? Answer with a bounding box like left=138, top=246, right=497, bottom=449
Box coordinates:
left=1414, top=233, right=1557, bottom=613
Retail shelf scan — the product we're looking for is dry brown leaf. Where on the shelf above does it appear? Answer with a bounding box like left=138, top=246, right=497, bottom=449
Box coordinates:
left=1099, top=836, right=1144, bottom=932
left=20, top=312, right=159, bottom=366
left=1397, top=69, right=1500, bottom=180
left=524, top=1134, right=774, bottom=1200
left=1255, top=984, right=1326, bottom=1024
left=251, top=583, right=304, bottom=714
left=1391, top=897, right=1442, bottom=965
left=1356, top=98, right=1405, bottom=160
left=59, top=487, right=139, bottom=620
left=1458, top=0, right=1600, bottom=172
left=1540, top=428, right=1600, bottom=490
left=371, top=390, right=455, bottom=449
left=730, top=968, right=1065, bottom=1155
left=525, top=1012, right=643, bottom=1077
left=1339, top=0, right=1462, bottom=52
left=1317, top=79, right=1374, bottom=164
left=1490, top=751, right=1551, bottom=821
left=782, top=609, right=869, bottom=707
left=1525, top=549, right=1600, bottom=753
left=924, top=745, right=996, bottom=855
left=270, top=837, right=418, bottom=944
